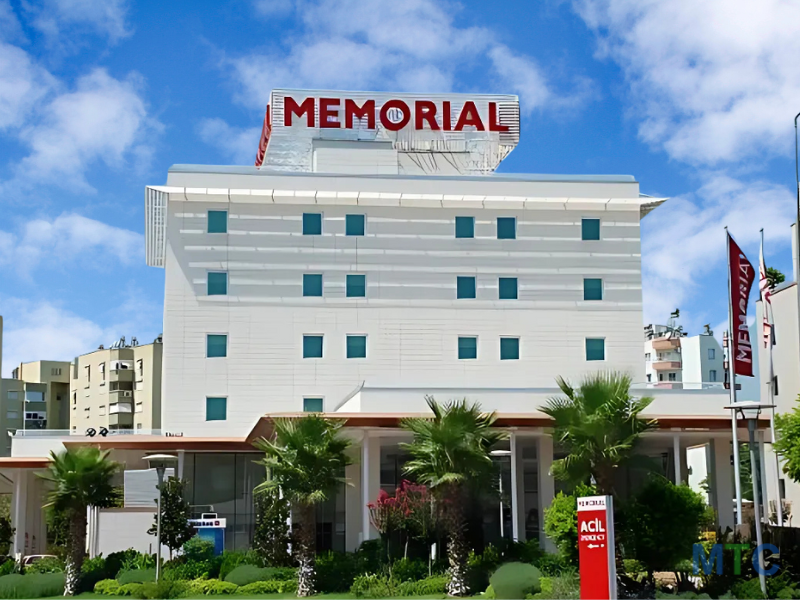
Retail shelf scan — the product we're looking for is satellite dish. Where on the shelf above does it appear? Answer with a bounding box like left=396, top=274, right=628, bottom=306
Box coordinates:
left=99, top=427, right=109, bottom=437
left=86, top=428, right=96, bottom=437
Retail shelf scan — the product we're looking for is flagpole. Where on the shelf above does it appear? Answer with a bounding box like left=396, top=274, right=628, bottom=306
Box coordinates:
left=726, top=227, right=744, bottom=526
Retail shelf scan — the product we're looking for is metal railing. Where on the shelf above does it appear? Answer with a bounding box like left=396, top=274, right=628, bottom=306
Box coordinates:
left=12, top=428, right=164, bottom=438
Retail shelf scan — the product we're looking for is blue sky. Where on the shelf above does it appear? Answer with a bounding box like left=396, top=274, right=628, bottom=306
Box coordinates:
left=0, top=0, right=798, bottom=376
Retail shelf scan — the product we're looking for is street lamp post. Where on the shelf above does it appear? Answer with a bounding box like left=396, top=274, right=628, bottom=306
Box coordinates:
left=144, top=454, right=177, bottom=581
left=725, top=402, right=774, bottom=599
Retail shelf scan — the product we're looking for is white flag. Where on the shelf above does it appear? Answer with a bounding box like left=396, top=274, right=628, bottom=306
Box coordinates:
left=759, top=237, right=773, bottom=348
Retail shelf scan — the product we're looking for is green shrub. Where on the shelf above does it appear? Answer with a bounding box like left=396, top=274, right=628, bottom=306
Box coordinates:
left=468, top=545, right=502, bottom=593
left=536, top=553, right=574, bottom=576
left=351, top=574, right=394, bottom=598
left=202, top=579, right=239, bottom=595
left=94, top=579, right=121, bottom=595
left=544, top=487, right=593, bottom=566
left=391, top=557, right=428, bottom=582
left=222, top=564, right=294, bottom=586
left=316, top=551, right=361, bottom=592
left=137, top=580, right=188, bottom=599
left=118, top=568, right=156, bottom=584
left=81, top=555, right=109, bottom=592
left=163, top=559, right=217, bottom=581
left=25, top=556, right=63, bottom=574
left=218, top=552, right=247, bottom=581
left=356, top=539, right=386, bottom=574
left=396, top=575, right=448, bottom=596
left=0, top=573, right=65, bottom=598
left=236, top=579, right=297, bottom=594
left=489, top=562, right=542, bottom=600
left=529, top=573, right=579, bottom=599
left=183, top=536, right=215, bottom=563
left=484, top=584, right=496, bottom=599
left=117, top=582, right=145, bottom=597
left=0, top=562, right=13, bottom=577
left=106, top=549, right=139, bottom=580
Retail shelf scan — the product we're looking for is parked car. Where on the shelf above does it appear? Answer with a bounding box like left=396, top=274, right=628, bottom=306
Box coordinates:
left=22, top=555, right=57, bottom=566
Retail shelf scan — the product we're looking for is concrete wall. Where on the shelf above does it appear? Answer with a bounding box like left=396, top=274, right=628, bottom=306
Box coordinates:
left=92, top=508, right=170, bottom=558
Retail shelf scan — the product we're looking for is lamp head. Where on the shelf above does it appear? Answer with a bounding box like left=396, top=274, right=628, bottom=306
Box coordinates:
left=724, top=401, right=775, bottom=421
left=144, top=453, right=177, bottom=470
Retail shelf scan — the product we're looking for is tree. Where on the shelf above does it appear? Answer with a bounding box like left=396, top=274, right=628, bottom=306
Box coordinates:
left=253, top=489, right=291, bottom=566
left=543, top=484, right=595, bottom=566
left=766, top=267, right=785, bottom=291
left=540, top=372, right=657, bottom=495
left=400, top=396, right=507, bottom=596
left=253, top=415, right=353, bottom=597
left=774, top=401, right=800, bottom=483
left=38, top=447, right=120, bottom=595
left=147, top=477, right=194, bottom=559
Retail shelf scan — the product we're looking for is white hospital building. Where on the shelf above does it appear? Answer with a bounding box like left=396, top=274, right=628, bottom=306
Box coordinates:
left=0, top=90, right=767, bottom=556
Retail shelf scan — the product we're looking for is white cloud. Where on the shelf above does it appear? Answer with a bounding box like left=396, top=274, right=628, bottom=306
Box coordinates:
left=26, top=0, right=131, bottom=44
left=0, top=213, right=143, bottom=276
left=0, top=42, right=56, bottom=130
left=574, top=0, right=800, bottom=165
left=641, top=175, right=795, bottom=326
left=0, top=0, right=24, bottom=42
left=197, top=118, right=261, bottom=166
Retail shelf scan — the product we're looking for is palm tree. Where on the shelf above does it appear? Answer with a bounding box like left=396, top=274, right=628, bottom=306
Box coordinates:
left=540, top=372, right=657, bottom=495
left=39, top=447, right=120, bottom=596
left=253, top=415, right=352, bottom=597
left=400, top=396, right=507, bottom=596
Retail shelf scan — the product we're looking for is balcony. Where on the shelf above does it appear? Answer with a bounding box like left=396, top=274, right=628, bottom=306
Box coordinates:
left=110, top=389, right=134, bottom=401
left=109, top=369, right=134, bottom=383
left=109, top=409, right=133, bottom=427
left=651, top=338, right=680, bottom=351
left=109, top=402, right=133, bottom=415
left=652, top=360, right=682, bottom=371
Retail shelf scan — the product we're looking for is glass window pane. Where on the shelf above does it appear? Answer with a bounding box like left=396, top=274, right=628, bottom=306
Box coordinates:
left=497, top=217, right=516, bottom=240
left=458, top=337, right=477, bottom=359
left=347, top=274, right=366, bottom=298
left=304, top=398, right=324, bottom=412
left=586, top=338, right=605, bottom=361
left=583, top=278, right=603, bottom=301
left=208, top=272, right=228, bottom=296
left=499, top=277, right=518, bottom=300
left=582, top=218, right=600, bottom=241
left=500, top=338, right=519, bottom=360
left=303, top=213, right=322, bottom=235
left=455, top=216, right=474, bottom=239
left=206, top=334, right=227, bottom=358
left=303, top=335, right=323, bottom=358
left=303, top=274, right=323, bottom=297
left=346, top=214, right=365, bottom=236
left=457, top=276, right=476, bottom=299
left=208, top=210, right=228, bottom=233
left=346, top=336, right=367, bottom=358
left=206, top=397, right=227, bottom=421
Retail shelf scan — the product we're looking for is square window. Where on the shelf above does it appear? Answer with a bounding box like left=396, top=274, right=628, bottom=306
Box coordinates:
left=303, top=213, right=322, bottom=235
left=455, top=216, right=475, bottom=239
left=303, top=274, right=323, bottom=297
left=709, top=370, right=717, bottom=382
left=708, top=348, right=715, bottom=360
left=206, top=334, right=227, bottom=358
left=347, top=335, right=367, bottom=358
left=347, top=274, right=366, bottom=298
left=582, top=218, right=600, bottom=241
left=304, top=398, right=324, bottom=413
left=500, top=338, right=520, bottom=360
left=497, top=217, right=516, bottom=240
left=457, top=276, right=476, bottom=299
left=499, top=277, right=518, bottom=300
left=668, top=372, right=677, bottom=382
left=583, top=278, right=603, bottom=301
left=586, top=338, right=605, bottom=361
left=458, top=336, right=477, bottom=359
left=206, top=397, right=227, bottom=421
left=303, top=335, right=323, bottom=358
left=208, top=210, right=228, bottom=233
left=346, top=214, right=365, bottom=236
left=207, top=272, right=228, bottom=296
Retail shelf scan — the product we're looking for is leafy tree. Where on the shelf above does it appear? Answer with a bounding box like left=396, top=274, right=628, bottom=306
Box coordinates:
left=775, top=401, right=800, bottom=483
left=543, top=484, right=595, bottom=566
left=400, top=396, right=507, bottom=596
left=147, top=477, right=194, bottom=559
left=253, top=415, right=353, bottom=596
left=766, top=267, right=785, bottom=291
left=38, top=447, right=120, bottom=596
left=253, top=489, right=291, bottom=566
left=540, top=372, right=657, bottom=495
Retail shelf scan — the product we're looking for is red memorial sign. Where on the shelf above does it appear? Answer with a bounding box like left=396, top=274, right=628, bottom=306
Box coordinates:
left=727, top=232, right=755, bottom=377
left=578, top=495, right=616, bottom=600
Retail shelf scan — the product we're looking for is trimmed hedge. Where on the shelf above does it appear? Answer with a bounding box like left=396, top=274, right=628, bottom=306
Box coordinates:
left=223, top=565, right=295, bottom=586
left=118, top=568, right=156, bottom=584
left=351, top=574, right=449, bottom=598
left=94, top=579, right=121, bottom=595
left=235, top=579, right=298, bottom=594
left=186, top=579, right=239, bottom=595
left=117, top=582, right=145, bottom=597
left=490, top=562, right=542, bottom=600
left=0, top=573, right=65, bottom=598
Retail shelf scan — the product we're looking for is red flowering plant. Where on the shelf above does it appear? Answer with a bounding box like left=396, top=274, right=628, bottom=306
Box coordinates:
left=368, top=480, right=439, bottom=559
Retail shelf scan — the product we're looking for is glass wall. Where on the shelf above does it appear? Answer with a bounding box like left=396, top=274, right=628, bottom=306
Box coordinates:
left=521, top=439, right=540, bottom=542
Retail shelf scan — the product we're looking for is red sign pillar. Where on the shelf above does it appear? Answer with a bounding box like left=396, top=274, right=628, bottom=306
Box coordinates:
left=578, top=495, right=616, bottom=599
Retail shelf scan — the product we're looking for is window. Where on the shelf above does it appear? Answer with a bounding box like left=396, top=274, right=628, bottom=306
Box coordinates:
left=346, top=274, right=366, bottom=298
left=645, top=353, right=651, bottom=361
left=709, top=370, right=717, bottom=382
left=773, top=376, right=779, bottom=396
left=208, top=210, right=228, bottom=233
left=583, top=278, right=603, bottom=301
left=137, top=423, right=143, bottom=430
left=25, top=391, right=44, bottom=403
left=207, top=272, right=228, bottom=296
left=585, top=338, right=605, bottom=361
left=137, top=359, right=143, bottom=377
left=659, top=373, right=664, bottom=382
left=206, top=397, right=227, bottom=421
left=708, top=348, right=716, bottom=360
left=303, top=274, right=323, bottom=297
left=582, top=218, right=600, bottom=240
left=458, top=336, right=477, bottom=359
left=51, top=368, right=61, bottom=376
left=85, top=365, right=91, bottom=384
left=346, top=214, right=365, bottom=236
left=100, top=362, right=106, bottom=382
left=771, top=327, right=776, bottom=346
left=497, top=217, right=516, bottom=240
left=6, top=411, right=18, bottom=420
left=7, top=391, right=18, bottom=401
left=646, top=374, right=651, bottom=382
left=207, top=334, right=227, bottom=358
left=457, top=276, right=476, bottom=299
left=455, top=216, right=474, bottom=239
left=303, top=212, right=322, bottom=235
left=499, top=277, right=518, bottom=300
left=303, top=335, right=323, bottom=358
left=304, top=398, right=324, bottom=413
left=500, top=337, right=520, bottom=360
left=346, top=335, right=367, bottom=358
left=668, top=372, right=677, bottom=382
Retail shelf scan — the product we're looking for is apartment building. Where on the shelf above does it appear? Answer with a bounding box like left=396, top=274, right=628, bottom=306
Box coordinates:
left=644, top=324, right=724, bottom=388
left=70, top=336, right=163, bottom=433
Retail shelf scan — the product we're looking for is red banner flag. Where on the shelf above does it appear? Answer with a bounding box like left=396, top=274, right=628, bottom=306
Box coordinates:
left=728, top=232, right=755, bottom=377
left=254, top=104, right=271, bottom=167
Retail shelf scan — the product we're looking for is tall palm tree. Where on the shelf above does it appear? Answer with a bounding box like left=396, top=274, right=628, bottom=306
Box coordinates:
left=39, top=447, right=120, bottom=596
left=253, top=415, right=352, bottom=597
left=540, top=372, right=657, bottom=495
left=400, top=396, right=507, bottom=596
